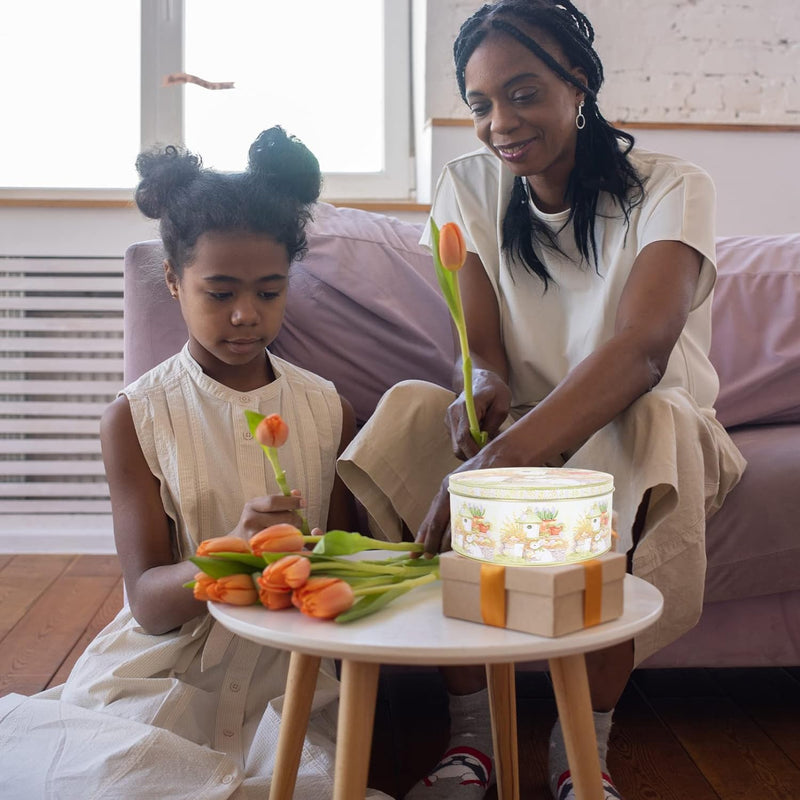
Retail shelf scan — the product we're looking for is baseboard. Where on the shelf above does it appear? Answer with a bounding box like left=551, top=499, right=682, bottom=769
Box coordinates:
left=0, top=515, right=115, bottom=554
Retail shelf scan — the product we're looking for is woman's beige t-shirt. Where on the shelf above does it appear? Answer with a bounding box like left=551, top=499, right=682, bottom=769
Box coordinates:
left=422, top=147, right=720, bottom=415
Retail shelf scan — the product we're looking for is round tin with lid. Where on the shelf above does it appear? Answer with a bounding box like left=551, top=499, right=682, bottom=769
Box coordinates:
left=448, top=467, right=614, bottom=566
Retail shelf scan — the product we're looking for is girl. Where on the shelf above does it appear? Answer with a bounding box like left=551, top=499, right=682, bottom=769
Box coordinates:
left=0, top=127, right=390, bottom=800
left=338, top=2, right=746, bottom=799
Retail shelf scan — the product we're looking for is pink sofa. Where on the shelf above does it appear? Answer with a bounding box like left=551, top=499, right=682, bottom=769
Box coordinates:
left=124, top=203, right=800, bottom=668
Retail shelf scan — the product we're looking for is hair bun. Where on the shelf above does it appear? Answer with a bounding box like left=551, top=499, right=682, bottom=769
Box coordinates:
left=247, top=126, right=321, bottom=205
left=134, top=146, right=202, bottom=219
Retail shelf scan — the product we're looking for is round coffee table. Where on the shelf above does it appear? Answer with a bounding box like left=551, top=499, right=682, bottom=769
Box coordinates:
left=210, top=573, right=662, bottom=800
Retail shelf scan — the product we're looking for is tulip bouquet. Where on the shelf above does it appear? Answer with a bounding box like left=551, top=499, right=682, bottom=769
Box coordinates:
left=187, top=525, right=439, bottom=623
left=431, top=220, right=487, bottom=448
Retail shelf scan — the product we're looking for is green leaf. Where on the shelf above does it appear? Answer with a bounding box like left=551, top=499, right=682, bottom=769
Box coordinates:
left=244, top=409, right=265, bottom=437
left=311, top=530, right=379, bottom=556
left=430, top=220, right=461, bottom=319
left=189, top=555, right=255, bottom=579
left=203, top=551, right=267, bottom=569
left=334, top=585, right=409, bottom=624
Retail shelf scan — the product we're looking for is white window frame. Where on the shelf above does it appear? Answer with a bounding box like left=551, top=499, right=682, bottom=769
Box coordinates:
left=144, top=0, right=412, bottom=201
left=2, top=0, right=412, bottom=202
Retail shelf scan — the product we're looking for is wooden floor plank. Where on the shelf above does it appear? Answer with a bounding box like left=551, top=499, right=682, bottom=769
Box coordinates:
left=709, top=668, right=800, bottom=770
left=46, top=577, right=125, bottom=688
left=0, top=554, right=14, bottom=571
left=0, top=573, right=120, bottom=696
left=613, top=679, right=720, bottom=800
left=64, top=554, right=121, bottom=578
left=649, top=694, right=800, bottom=800
left=0, top=554, right=75, bottom=642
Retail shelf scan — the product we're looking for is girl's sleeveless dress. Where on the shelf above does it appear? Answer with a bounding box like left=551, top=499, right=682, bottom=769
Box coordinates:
left=0, top=345, right=392, bottom=800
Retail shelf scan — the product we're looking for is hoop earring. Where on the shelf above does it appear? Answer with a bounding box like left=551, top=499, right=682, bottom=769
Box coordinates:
left=575, top=100, right=586, bottom=130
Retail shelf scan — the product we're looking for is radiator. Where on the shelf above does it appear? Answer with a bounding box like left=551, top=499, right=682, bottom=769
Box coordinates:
left=0, top=255, right=123, bottom=552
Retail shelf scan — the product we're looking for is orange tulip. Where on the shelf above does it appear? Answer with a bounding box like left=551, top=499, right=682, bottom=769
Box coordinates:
left=192, top=572, right=216, bottom=602
left=438, top=222, right=467, bottom=272
left=259, top=587, right=295, bottom=610
left=259, top=555, right=311, bottom=593
left=292, top=577, right=355, bottom=619
left=249, top=523, right=305, bottom=555
left=196, top=536, right=252, bottom=556
left=255, top=413, right=290, bottom=448
left=204, top=573, right=258, bottom=606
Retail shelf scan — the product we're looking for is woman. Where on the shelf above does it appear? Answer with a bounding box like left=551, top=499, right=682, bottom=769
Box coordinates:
left=338, top=2, right=745, bottom=798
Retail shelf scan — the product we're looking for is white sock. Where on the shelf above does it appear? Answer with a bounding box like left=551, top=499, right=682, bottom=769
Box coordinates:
left=548, top=709, right=613, bottom=798
left=404, top=689, right=494, bottom=799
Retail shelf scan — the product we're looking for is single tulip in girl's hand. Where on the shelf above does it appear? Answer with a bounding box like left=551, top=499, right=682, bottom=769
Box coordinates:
left=431, top=220, right=488, bottom=448
left=245, top=410, right=310, bottom=534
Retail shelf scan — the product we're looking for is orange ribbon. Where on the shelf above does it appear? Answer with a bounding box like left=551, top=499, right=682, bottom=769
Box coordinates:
left=479, top=564, right=507, bottom=627
left=479, top=559, right=606, bottom=630
left=582, top=558, right=604, bottom=628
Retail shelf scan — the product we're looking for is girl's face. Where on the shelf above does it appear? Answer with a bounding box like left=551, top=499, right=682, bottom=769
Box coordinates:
left=166, top=231, right=290, bottom=391
left=464, top=27, right=586, bottom=211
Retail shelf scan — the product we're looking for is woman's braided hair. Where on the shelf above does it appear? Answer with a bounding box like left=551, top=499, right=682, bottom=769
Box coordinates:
left=454, top=0, right=644, bottom=288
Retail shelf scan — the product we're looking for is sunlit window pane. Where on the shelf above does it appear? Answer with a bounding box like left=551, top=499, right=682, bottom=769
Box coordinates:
left=183, top=0, right=383, bottom=173
left=0, top=1, right=140, bottom=189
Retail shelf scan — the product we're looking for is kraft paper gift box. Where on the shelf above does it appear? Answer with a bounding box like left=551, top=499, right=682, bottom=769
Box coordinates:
left=440, top=550, right=626, bottom=637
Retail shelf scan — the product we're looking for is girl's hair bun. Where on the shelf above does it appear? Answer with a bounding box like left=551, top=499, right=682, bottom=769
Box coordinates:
left=134, top=145, right=202, bottom=219
left=247, top=126, right=321, bottom=205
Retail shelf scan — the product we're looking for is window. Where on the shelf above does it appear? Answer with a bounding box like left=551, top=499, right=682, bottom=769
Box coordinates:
left=1, top=0, right=411, bottom=199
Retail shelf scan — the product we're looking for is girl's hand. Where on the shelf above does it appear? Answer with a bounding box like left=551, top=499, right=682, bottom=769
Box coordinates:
left=447, top=368, right=512, bottom=460
left=232, top=489, right=306, bottom=539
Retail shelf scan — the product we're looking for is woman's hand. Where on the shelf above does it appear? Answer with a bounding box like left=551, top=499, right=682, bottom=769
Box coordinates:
left=231, top=489, right=306, bottom=539
left=415, top=431, right=525, bottom=555
left=447, top=367, right=512, bottom=460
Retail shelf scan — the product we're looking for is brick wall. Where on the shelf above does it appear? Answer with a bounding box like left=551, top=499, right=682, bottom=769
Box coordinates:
left=428, top=0, right=800, bottom=125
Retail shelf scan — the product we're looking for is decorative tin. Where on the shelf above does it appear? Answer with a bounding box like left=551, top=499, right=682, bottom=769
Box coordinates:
left=448, top=467, right=614, bottom=566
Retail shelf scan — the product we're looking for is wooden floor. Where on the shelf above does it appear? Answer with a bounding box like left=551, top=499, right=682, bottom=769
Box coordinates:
left=2, top=554, right=799, bottom=800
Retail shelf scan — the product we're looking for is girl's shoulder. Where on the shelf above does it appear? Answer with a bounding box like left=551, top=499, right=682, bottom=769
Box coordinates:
left=121, top=350, right=186, bottom=402
left=269, top=352, right=337, bottom=395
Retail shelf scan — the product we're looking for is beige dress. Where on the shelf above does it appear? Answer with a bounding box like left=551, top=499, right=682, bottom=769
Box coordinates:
left=0, top=345, right=392, bottom=800
left=339, top=148, right=746, bottom=662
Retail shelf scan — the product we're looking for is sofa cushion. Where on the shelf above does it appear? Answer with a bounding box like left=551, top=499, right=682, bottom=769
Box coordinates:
left=704, top=423, right=800, bottom=602
left=273, top=203, right=455, bottom=426
left=123, top=203, right=456, bottom=426
left=710, top=234, right=800, bottom=427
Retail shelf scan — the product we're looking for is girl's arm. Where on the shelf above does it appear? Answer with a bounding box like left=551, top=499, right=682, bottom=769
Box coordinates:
left=326, top=395, right=359, bottom=532
left=418, top=239, right=703, bottom=553
left=101, top=396, right=205, bottom=634
left=102, top=396, right=307, bottom=633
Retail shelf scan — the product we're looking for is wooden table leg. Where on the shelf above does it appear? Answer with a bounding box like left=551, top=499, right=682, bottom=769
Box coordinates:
left=333, top=659, right=380, bottom=800
left=269, top=651, right=321, bottom=800
left=486, top=662, right=519, bottom=800
left=548, top=653, right=604, bottom=800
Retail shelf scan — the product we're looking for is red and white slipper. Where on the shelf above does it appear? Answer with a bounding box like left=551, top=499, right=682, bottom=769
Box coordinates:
left=555, top=770, right=622, bottom=800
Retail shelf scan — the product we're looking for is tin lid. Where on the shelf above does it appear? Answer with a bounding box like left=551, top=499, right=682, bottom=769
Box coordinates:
left=448, top=467, right=614, bottom=501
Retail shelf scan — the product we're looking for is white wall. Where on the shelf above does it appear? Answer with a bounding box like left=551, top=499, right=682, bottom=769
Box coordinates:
left=413, top=0, right=800, bottom=232
left=419, top=0, right=800, bottom=124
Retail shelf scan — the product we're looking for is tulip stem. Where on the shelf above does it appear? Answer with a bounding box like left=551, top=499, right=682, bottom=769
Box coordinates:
left=351, top=570, right=439, bottom=597
left=452, top=283, right=487, bottom=448
left=264, top=447, right=310, bottom=535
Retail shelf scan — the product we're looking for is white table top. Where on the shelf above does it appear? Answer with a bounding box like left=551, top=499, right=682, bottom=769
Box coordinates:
left=209, top=573, right=663, bottom=666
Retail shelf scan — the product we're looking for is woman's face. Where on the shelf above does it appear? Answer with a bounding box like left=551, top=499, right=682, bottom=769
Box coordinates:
left=464, top=27, right=586, bottom=210
left=166, top=230, right=290, bottom=390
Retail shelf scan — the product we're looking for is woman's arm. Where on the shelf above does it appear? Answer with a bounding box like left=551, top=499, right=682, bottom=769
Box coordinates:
left=100, top=396, right=205, bottom=634
left=326, top=395, right=359, bottom=532
left=418, top=239, right=703, bottom=553
left=485, top=239, right=702, bottom=467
